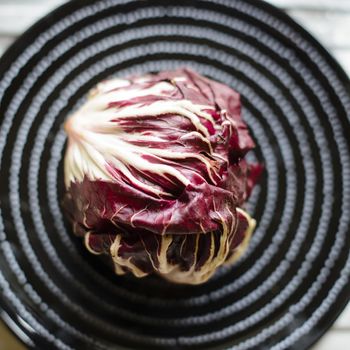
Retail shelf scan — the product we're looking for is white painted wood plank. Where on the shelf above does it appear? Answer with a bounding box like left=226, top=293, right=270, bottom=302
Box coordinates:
left=268, top=0, right=350, bottom=11
left=0, top=36, right=15, bottom=57
left=332, top=49, right=350, bottom=77
left=0, top=1, right=66, bottom=35
left=289, top=10, right=350, bottom=49
left=311, top=330, right=350, bottom=350
left=0, top=0, right=61, bottom=2
left=334, top=303, right=350, bottom=329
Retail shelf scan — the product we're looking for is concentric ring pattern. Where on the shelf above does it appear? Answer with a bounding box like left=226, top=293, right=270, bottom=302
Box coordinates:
left=0, top=0, right=349, bottom=349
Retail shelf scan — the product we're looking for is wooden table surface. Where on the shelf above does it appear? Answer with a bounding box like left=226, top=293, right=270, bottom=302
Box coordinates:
left=0, top=1, right=349, bottom=349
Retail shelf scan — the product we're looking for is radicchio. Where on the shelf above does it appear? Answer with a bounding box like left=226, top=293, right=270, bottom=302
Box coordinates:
left=63, top=68, right=262, bottom=284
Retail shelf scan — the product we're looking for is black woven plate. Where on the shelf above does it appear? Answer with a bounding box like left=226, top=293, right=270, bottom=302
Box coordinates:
left=0, top=0, right=350, bottom=349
